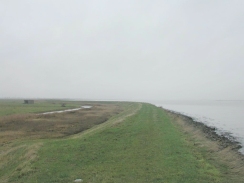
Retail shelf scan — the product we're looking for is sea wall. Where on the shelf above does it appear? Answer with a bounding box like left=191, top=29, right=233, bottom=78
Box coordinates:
left=164, top=108, right=243, bottom=154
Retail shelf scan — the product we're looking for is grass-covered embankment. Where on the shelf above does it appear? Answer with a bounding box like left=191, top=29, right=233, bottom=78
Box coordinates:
left=5, top=103, right=231, bottom=183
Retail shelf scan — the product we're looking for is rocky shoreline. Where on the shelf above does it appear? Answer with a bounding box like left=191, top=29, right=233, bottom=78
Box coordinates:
left=165, top=109, right=243, bottom=154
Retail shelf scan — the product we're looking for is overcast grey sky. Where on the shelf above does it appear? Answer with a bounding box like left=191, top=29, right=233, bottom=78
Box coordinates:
left=1, top=0, right=244, bottom=101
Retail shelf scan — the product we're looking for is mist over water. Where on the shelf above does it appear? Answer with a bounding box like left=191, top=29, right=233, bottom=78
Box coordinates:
left=153, top=100, right=244, bottom=154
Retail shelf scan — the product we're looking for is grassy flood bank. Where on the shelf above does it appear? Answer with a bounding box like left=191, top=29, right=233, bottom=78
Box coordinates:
left=1, top=101, right=244, bottom=182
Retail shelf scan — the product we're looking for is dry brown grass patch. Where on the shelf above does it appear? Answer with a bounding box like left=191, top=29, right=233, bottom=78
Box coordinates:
left=0, top=103, right=122, bottom=143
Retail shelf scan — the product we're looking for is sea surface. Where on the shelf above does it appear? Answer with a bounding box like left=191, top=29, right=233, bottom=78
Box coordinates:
left=153, top=100, right=244, bottom=154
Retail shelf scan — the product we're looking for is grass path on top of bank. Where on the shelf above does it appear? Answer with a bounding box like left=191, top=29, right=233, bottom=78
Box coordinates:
left=11, top=103, right=224, bottom=183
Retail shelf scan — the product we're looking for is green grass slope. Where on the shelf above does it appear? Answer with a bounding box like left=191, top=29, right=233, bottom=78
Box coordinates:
left=7, top=103, right=226, bottom=183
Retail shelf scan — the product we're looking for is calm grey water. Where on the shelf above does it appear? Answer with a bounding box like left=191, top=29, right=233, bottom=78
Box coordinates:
left=41, top=106, right=92, bottom=115
left=153, top=100, right=244, bottom=154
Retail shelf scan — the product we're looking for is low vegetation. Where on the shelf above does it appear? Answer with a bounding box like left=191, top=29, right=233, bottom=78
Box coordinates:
left=0, top=101, right=243, bottom=182
left=0, top=99, right=82, bottom=117
left=0, top=102, right=122, bottom=144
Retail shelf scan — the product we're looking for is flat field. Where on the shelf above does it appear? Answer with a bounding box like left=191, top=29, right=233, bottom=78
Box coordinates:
left=0, top=100, right=122, bottom=144
left=0, top=99, right=82, bottom=117
left=0, top=101, right=243, bottom=182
